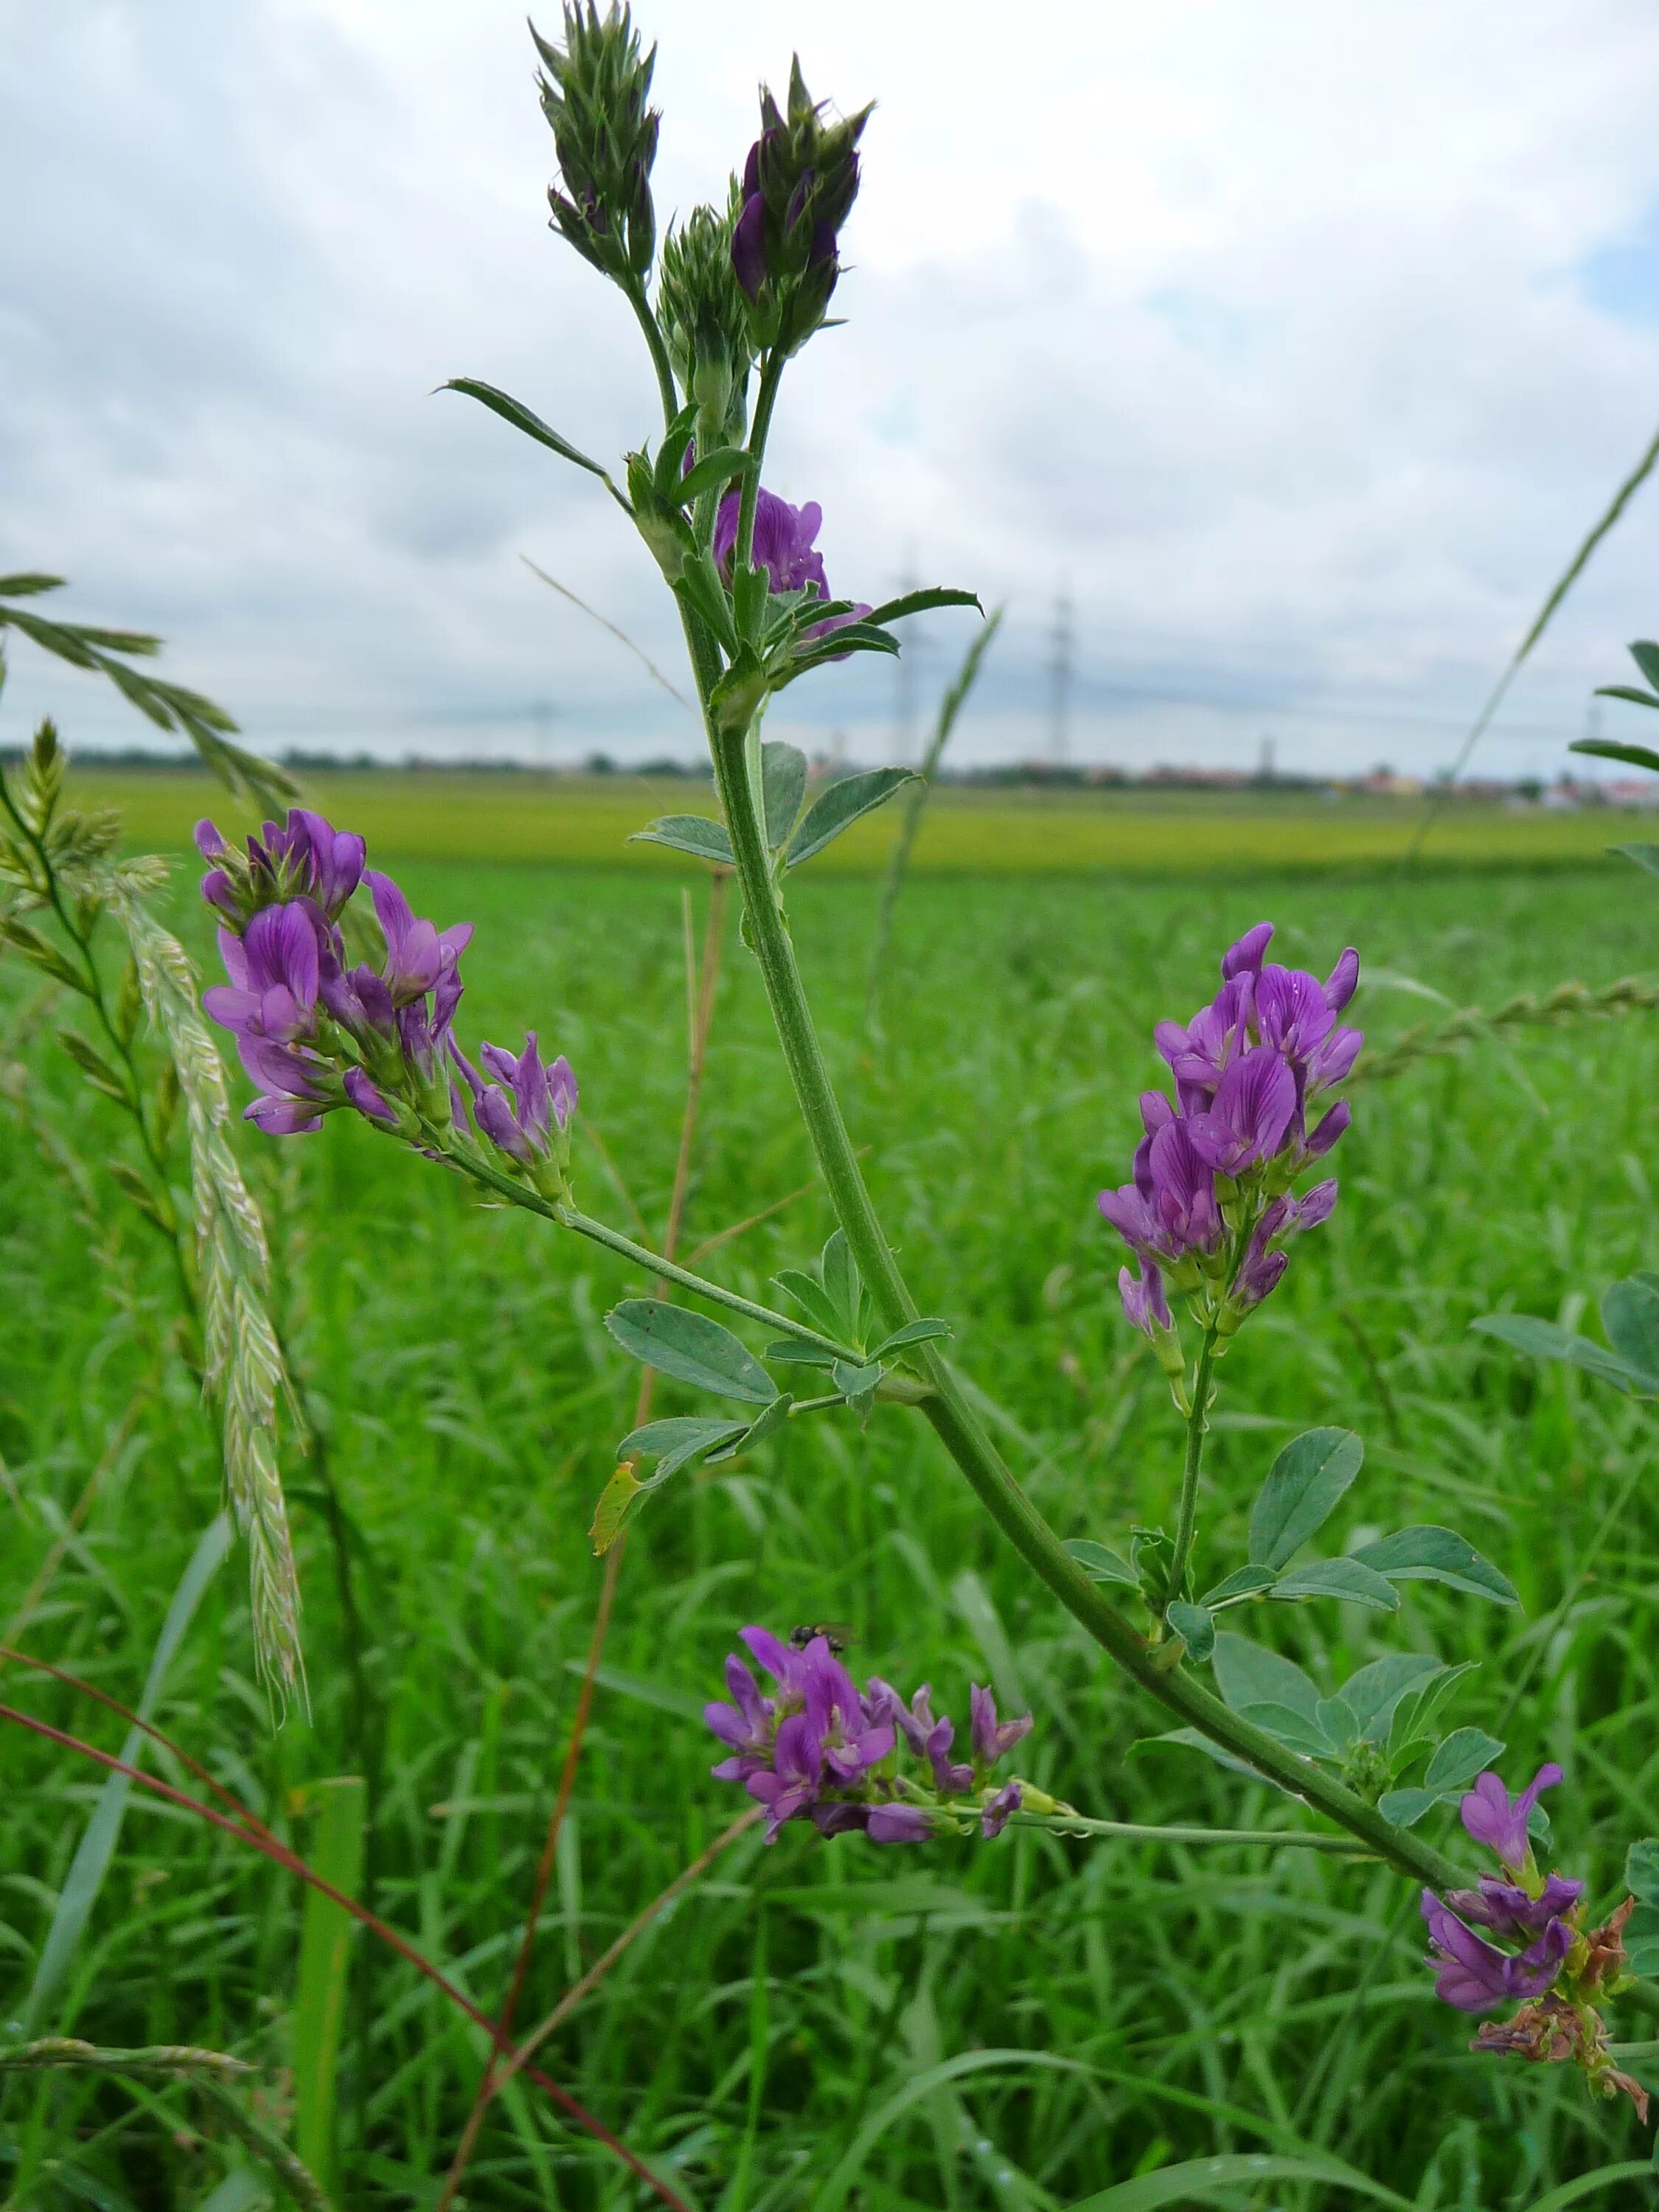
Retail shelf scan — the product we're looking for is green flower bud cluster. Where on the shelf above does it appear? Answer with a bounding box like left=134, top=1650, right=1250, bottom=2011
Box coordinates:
left=658, top=186, right=755, bottom=439
left=532, top=4, right=659, bottom=285
left=732, top=58, right=871, bottom=359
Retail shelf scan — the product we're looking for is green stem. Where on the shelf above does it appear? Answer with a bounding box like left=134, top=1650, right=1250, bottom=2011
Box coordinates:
left=1169, top=1328, right=1217, bottom=1604
left=624, top=279, right=681, bottom=432
left=1012, top=1812, right=1375, bottom=1856
left=427, top=1130, right=864, bottom=1363
left=700, top=716, right=1469, bottom=1894
left=734, top=352, right=783, bottom=571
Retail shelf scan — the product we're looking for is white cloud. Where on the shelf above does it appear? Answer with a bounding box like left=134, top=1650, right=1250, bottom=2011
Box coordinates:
left=3, top=0, right=1658, bottom=779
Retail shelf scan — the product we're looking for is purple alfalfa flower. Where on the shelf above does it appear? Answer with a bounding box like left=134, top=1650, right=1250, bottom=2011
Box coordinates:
left=731, top=135, right=773, bottom=299
left=1147, top=1116, right=1222, bottom=1255
left=714, top=484, right=828, bottom=597
left=1460, top=1763, right=1562, bottom=1876
left=712, top=484, right=872, bottom=639
left=1119, top=1262, right=1172, bottom=1339
left=748, top=1711, right=823, bottom=1838
left=1233, top=1181, right=1338, bottom=1311
left=1445, top=1872, right=1585, bottom=1941
left=1186, top=1048, right=1298, bottom=1176
left=981, top=1781, right=1023, bottom=1840
left=342, top=1068, right=397, bottom=1126
left=236, top=1034, right=333, bottom=1137
left=866, top=1804, right=939, bottom=1845
left=1154, top=975, right=1250, bottom=1113
left=197, top=808, right=365, bottom=924
left=705, top=1651, right=777, bottom=1782
left=1099, top=1118, right=1222, bottom=1272
left=799, top=1636, right=894, bottom=1784
left=1422, top=1889, right=1573, bottom=2013
left=1222, top=921, right=1274, bottom=981
left=204, top=903, right=323, bottom=1048
left=465, top=1032, right=579, bottom=1165
left=364, top=870, right=473, bottom=1009
left=970, top=1683, right=1034, bottom=1767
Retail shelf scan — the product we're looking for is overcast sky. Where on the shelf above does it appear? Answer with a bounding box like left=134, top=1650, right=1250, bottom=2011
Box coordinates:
left=4, top=0, right=1659, bottom=777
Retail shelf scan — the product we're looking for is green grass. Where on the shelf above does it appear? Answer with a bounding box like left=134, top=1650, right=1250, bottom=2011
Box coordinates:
left=4, top=853, right=1659, bottom=2208
left=64, top=765, right=1641, bottom=874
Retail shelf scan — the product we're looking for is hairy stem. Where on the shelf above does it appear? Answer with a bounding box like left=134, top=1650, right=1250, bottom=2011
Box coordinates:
left=734, top=353, right=783, bottom=571
left=1169, top=1328, right=1218, bottom=1604
left=702, top=716, right=1467, bottom=1892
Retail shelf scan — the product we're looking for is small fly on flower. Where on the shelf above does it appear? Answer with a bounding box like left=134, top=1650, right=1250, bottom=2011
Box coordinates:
left=790, top=1622, right=856, bottom=1654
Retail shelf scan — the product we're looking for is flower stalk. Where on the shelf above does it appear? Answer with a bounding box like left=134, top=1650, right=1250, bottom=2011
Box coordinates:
left=696, top=639, right=1467, bottom=1891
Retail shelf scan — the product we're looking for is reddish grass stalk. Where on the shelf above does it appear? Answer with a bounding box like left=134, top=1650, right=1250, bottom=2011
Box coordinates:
left=439, top=873, right=730, bottom=2207
left=0, top=1703, right=690, bottom=2212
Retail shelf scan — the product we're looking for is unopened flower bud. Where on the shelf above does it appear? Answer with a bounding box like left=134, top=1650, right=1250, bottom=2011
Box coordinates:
left=731, top=57, right=871, bottom=357
left=533, top=5, right=660, bottom=285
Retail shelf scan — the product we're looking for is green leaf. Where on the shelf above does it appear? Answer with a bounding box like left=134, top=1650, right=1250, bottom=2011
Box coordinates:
left=1576, top=734, right=1659, bottom=771
left=616, top=1415, right=751, bottom=1481
left=1064, top=1539, right=1138, bottom=1587
left=861, top=586, right=984, bottom=627
left=653, top=403, right=700, bottom=493
left=771, top=1269, right=842, bottom=1339
left=832, top=1360, right=884, bottom=1408
left=1166, top=1602, right=1214, bottom=1663
left=869, top=1316, right=952, bottom=1358
left=678, top=446, right=754, bottom=504
left=605, top=1300, right=776, bottom=1404
left=1199, top=1563, right=1278, bottom=1607
left=707, top=1392, right=793, bottom=1462
left=442, top=379, right=619, bottom=488
left=761, top=741, right=808, bottom=850
left=1235, top=1701, right=1336, bottom=1761
left=590, top=1463, right=645, bottom=1554
left=1139, top=1728, right=1290, bottom=1787
left=0, top=573, right=65, bottom=598
left=1425, top=1727, right=1504, bottom=1794
left=1610, top=843, right=1659, bottom=877
left=1350, top=1524, right=1519, bottom=1603
left=675, top=554, right=741, bottom=656
left=1248, top=1427, right=1364, bottom=1570
left=1271, top=1557, right=1399, bottom=1611
left=1335, top=1654, right=1444, bottom=1744
left=1315, top=1694, right=1358, bottom=1753
left=1387, top=1661, right=1478, bottom=1765
left=1601, top=1276, right=1659, bottom=1387
left=786, top=767, right=917, bottom=867
left=1624, top=1902, right=1659, bottom=1978
left=1630, top=640, right=1659, bottom=692
left=1626, top=1838, right=1659, bottom=1905
left=1378, top=1787, right=1443, bottom=1829
left=1472, top=1312, right=1649, bottom=1393
left=730, top=560, right=770, bottom=641
left=1212, top=1632, right=1321, bottom=1726
left=821, top=1230, right=862, bottom=1337
left=765, top=1340, right=838, bottom=1368
left=627, top=814, right=734, bottom=866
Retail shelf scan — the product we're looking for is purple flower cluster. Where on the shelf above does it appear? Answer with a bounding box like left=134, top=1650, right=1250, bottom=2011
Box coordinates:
left=1419, top=1763, right=1647, bottom=2116
left=1422, top=1764, right=1579, bottom=2012
left=713, top=484, right=870, bottom=641
left=1099, top=922, right=1360, bottom=1342
left=198, top=808, right=577, bottom=1192
left=706, top=1627, right=1034, bottom=1845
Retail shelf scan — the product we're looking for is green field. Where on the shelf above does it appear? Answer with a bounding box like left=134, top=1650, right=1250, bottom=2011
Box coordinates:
left=65, top=765, right=1641, bottom=874
left=4, top=840, right=1659, bottom=2207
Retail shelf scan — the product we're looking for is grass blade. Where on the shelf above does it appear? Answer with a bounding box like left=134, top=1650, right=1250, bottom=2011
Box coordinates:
left=293, top=1775, right=366, bottom=2199
left=21, top=1512, right=232, bottom=2030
